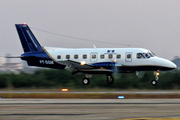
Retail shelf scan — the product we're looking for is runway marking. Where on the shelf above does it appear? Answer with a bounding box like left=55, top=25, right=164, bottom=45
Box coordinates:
left=0, top=103, right=180, bottom=105
left=0, top=113, right=90, bottom=116
left=117, top=118, right=180, bottom=120
left=0, top=105, right=67, bottom=110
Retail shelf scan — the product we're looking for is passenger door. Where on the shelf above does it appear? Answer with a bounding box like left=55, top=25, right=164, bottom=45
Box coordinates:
left=125, top=52, right=132, bottom=62
left=90, top=52, right=98, bottom=62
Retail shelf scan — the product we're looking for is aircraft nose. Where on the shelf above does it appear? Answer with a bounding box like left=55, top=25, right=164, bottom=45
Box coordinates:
left=169, top=61, right=177, bottom=69
left=162, top=58, right=177, bottom=69
left=155, top=57, right=177, bottom=70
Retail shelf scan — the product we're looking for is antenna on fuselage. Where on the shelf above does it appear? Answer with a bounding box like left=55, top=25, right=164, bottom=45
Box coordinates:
left=93, top=45, right=97, bottom=49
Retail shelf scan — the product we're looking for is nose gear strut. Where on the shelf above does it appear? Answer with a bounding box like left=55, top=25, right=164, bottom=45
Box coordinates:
left=151, top=70, right=160, bottom=86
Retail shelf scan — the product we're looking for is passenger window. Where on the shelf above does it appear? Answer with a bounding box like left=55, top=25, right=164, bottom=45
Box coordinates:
left=108, top=54, right=113, bottom=59
left=66, top=55, right=70, bottom=59
left=117, top=54, right=121, bottom=59
left=127, top=54, right=131, bottom=58
left=74, top=54, right=78, bottom=59
left=92, top=54, right=96, bottom=59
left=57, top=55, right=61, bottom=59
left=100, top=54, right=104, bottom=59
left=83, top=54, right=87, bottom=59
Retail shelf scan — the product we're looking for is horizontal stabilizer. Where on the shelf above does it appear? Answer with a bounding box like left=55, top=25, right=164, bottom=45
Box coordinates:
left=5, top=56, right=22, bottom=58
left=5, top=56, right=36, bottom=58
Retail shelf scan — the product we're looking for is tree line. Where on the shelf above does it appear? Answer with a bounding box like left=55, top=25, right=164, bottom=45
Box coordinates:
left=0, top=69, right=180, bottom=89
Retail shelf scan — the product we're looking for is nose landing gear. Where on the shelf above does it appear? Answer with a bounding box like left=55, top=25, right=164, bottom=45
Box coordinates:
left=151, top=71, right=160, bottom=86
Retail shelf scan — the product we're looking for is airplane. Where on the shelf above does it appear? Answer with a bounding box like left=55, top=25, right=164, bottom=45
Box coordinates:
left=13, top=23, right=177, bottom=86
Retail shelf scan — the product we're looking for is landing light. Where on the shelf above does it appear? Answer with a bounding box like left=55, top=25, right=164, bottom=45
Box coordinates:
left=156, top=72, right=160, bottom=76
left=62, top=89, right=68, bottom=92
left=81, top=61, right=86, bottom=65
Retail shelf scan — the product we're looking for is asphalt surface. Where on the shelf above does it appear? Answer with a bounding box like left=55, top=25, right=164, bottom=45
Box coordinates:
left=0, top=99, right=180, bottom=120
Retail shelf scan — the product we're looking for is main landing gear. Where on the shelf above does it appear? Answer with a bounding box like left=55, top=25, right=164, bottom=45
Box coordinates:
left=82, top=78, right=90, bottom=85
left=106, top=75, right=114, bottom=84
left=151, top=71, right=160, bottom=86
left=82, top=74, right=114, bottom=85
left=82, top=74, right=91, bottom=85
left=82, top=71, right=161, bottom=86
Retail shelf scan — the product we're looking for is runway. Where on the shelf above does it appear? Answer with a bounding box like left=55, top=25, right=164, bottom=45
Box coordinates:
left=0, top=99, right=180, bottom=120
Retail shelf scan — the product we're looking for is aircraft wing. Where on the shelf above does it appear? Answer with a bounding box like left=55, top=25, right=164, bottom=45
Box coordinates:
left=57, top=60, right=122, bottom=74
left=57, top=60, right=99, bottom=69
left=57, top=60, right=116, bottom=74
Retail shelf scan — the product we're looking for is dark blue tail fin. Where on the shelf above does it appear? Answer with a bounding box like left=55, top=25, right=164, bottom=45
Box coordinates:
left=15, top=24, right=65, bottom=69
left=15, top=24, right=44, bottom=53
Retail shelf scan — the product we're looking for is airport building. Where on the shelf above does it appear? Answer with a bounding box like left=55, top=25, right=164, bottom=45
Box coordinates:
left=0, top=55, right=41, bottom=73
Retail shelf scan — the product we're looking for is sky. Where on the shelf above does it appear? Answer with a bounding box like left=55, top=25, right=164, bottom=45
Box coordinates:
left=1, top=0, right=180, bottom=60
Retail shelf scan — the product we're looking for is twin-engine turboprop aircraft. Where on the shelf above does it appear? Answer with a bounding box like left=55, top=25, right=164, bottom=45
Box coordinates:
left=14, top=24, right=176, bottom=86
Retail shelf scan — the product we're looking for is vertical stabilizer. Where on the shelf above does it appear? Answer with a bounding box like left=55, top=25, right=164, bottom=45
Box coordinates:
left=15, top=24, right=44, bottom=53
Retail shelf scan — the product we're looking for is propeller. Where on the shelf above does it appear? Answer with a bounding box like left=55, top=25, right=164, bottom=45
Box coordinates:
left=136, top=71, right=145, bottom=78
left=111, top=59, right=122, bottom=79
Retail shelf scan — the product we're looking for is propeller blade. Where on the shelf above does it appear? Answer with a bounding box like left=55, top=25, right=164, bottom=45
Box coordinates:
left=136, top=71, right=145, bottom=78
left=112, top=62, right=122, bottom=79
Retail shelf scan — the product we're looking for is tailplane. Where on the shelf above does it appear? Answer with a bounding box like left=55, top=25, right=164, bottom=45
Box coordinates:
left=15, top=24, right=44, bottom=53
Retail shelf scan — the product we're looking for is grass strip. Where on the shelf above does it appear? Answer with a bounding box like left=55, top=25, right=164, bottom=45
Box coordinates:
left=0, top=93, right=180, bottom=99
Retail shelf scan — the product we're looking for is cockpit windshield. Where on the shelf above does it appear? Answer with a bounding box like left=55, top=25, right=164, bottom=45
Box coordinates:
left=150, top=51, right=156, bottom=56
left=143, top=53, right=150, bottom=58
left=137, top=51, right=156, bottom=59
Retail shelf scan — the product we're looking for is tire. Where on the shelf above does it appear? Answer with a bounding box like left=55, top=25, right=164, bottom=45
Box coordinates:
left=82, top=78, right=90, bottom=85
left=151, top=80, right=157, bottom=86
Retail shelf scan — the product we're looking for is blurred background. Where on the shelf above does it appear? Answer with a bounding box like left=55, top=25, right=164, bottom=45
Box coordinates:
left=1, top=0, right=180, bottom=90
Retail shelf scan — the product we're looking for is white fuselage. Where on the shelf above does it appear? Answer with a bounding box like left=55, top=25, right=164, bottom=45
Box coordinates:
left=45, top=47, right=176, bottom=73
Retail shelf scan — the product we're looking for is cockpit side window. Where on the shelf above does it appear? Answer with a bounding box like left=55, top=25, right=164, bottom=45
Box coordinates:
left=137, top=53, right=145, bottom=59
left=143, top=53, right=150, bottom=58
left=148, top=52, right=153, bottom=57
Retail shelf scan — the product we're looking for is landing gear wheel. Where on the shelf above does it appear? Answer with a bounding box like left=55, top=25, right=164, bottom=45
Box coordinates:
left=151, top=80, right=157, bottom=86
left=107, top=76, right=114, bottom=84
left=82, top=78, right=90, bottom=85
